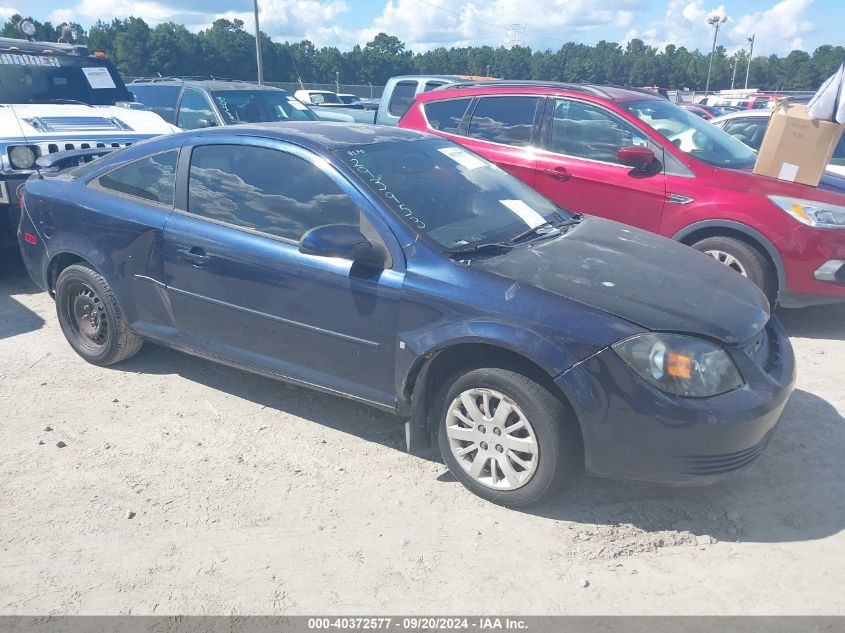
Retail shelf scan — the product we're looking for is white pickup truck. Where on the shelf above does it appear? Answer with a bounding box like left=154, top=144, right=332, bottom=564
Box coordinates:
left=1, top=34, right=179, bottom=249
left=296, top=75, right=488, bottom=126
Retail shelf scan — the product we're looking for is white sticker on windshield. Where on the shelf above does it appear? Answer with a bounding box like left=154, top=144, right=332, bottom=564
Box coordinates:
left=438, top=147, right=487, bottom=170
left=500, top=199, right=546, bottom=228
left=82, top=66, right=116, bottom=89
left=288, top=98, right=309, bottom=111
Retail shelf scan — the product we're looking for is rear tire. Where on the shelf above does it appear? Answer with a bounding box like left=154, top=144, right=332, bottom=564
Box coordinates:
left=691, top=236, right=777, bottom=302
left=55, top=264, right=142, bottom=366
left=436, top=367, right=580, bottom=507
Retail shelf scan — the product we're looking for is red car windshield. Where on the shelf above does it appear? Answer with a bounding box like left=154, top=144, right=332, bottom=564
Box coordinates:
left=623, top=99, right=757, bottom=169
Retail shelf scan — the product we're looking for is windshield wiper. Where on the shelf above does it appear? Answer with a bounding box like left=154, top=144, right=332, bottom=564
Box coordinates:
left=510, top=215, right=582, bottom=244
left=444, top=241, right=514, bottom=259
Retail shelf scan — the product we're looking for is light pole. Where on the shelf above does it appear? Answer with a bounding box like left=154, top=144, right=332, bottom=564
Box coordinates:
left=253, top=0, right=264, bottom=85
left=744, top=34, right=755, bottom=89
left=731, top=56, right=738, bottom=89
left=705, top=15, right=728, bottom=94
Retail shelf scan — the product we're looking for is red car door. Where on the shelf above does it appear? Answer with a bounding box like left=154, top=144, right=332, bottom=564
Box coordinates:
left=532, top=97, right=666, bottom=233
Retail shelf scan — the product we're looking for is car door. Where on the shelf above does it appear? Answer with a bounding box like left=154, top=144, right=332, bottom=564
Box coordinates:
left=457, top=95, right=542, bottom=188
left=532, top=97, right=666, bottom=232
left=176, top=88, right=220, bottom=130
left=161, top=137, right=403, bottom=408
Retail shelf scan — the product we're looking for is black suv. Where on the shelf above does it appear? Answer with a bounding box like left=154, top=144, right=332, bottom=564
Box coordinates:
left=129, top=78, right=318, bottom=129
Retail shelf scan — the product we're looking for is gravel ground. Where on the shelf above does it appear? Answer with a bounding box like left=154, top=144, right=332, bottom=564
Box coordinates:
left=1, top=251, right=844, bottom=615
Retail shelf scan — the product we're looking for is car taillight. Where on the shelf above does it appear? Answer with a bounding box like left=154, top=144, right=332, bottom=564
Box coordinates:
left=24, top=232, right=37, bottom=245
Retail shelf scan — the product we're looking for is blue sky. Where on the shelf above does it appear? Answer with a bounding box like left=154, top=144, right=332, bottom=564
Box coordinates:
left=9, top=0, right=844, bottom=55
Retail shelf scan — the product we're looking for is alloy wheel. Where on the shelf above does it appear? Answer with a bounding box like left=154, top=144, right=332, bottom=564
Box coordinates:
left=704, top=249, right=748, bottom=277
left=445, top=388, right=539, bottom=490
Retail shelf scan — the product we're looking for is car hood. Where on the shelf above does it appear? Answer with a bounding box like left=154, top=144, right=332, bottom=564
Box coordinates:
left=471, top=216, right=770, bottom=345
left=716, top=163, right=845, bottom=204
left=3, top=103, right=180, bottom=137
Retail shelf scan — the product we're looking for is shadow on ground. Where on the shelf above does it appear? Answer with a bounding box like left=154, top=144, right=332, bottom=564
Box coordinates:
left=0, top=250, right=44, bottom=339
left=115, top=340, right=844, bottom=546
left=778, top=303, right=845, bottom=340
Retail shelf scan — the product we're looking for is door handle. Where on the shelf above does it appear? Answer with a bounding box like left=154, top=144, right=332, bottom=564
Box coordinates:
left=544, top=167, right=571, bottom=181
left=176, top=246, right=211, bottom=267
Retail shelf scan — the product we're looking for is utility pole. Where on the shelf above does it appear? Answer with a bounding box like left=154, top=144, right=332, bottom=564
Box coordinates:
left=744, top=34, right=755, bottom=89
left=731, top=57, right=738, bottom=89
left=486, top=64, right=491, bottom=78
left=335, top=71, right=340, bottom=93
left=253, top=0, right=264, bottom=85
left=705, top=15, right=728, bottom=94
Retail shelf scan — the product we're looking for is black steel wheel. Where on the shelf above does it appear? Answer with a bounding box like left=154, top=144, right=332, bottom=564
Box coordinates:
left=55, top=264, right=142, bottom=365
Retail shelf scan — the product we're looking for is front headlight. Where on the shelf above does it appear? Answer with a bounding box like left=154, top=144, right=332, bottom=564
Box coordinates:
left=612, top=333, right=743, bottom=398
left=8, top=145, right=39, bottom=170
left=769, top=195, right=845, bottom=229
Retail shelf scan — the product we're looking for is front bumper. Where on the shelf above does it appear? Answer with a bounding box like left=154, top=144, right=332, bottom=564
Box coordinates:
left=775, top=224, right=845, bottom=305
left=555, top=317, right=796, bottom=485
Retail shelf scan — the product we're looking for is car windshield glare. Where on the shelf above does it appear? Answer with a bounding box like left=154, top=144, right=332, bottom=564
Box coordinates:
left=212, top=90, right=317, bottom=124
left=335, top=139, right=567, bottom=251
left=0, top=54, right=131, bottom=105
left=623, top=99, right=758, bottom=169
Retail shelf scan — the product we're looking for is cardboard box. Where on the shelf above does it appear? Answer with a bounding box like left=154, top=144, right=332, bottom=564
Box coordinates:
left=753, top=103, right=845, bottom=187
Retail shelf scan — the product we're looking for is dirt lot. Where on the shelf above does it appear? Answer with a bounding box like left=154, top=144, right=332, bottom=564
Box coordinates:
left=1, top=251, right=844, bottom=615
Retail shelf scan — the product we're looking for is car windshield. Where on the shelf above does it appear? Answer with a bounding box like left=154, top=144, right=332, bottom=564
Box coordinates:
left=339, top=95, right=360, bottom=104
left=335, top=139, right=570, bottom=251
left=0, top=52, right=131, bottom=105
left=211, top=90, right=317, bottom=123
left=623, top=99, right=758, bottom=168
left=310, top=92, right=341, bottom=104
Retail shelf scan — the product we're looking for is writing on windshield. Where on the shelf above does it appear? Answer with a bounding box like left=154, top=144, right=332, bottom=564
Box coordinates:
left=335, top=139, right=563, bottom=250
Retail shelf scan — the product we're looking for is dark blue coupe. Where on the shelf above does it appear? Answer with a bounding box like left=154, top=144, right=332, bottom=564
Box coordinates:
left=17, top=122, right=795, bottom=506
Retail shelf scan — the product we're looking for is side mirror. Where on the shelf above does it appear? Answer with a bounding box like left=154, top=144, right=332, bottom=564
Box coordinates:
left=617, top=145, right=656, bottom=171
left=299, top=224, right=384, bottom=267
left=195, top=118, right=216, bottom=128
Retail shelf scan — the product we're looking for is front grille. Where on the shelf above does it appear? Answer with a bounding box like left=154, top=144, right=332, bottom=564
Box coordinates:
left=36, top=140, right=134, bottom=156
left=675, top=434, right=771, bottom=476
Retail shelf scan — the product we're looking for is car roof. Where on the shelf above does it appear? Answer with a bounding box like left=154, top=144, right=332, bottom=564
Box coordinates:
left=178, top=121, right=432, bottom=151
left=130, top=78, right=286, bottom=92
left=427, top=80, right=666, bottom=103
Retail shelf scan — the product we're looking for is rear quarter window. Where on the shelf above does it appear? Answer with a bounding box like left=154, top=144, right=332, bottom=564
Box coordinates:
left=423, top=98, right=471, bottom=134
left=95, top=151, right=178, bottom=206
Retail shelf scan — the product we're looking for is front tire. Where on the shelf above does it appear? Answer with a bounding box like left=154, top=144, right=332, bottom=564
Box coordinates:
left=436, top=367, right=580, bottom=507
left=691, top=236, right=777, bottom=302
left=55, top=264, right=142, bottom=366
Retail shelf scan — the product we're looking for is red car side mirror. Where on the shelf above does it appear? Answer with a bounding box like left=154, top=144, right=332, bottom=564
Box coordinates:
left=617, top=146, right=656, bottom=171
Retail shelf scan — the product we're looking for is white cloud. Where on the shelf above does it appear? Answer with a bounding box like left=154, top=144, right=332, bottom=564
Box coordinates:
left=357, top=0, right=647, bottom=51
left=730, top=0, right=814, bottom=55
left=43, top=0, right=352, bottom=46
left=630, top=0, right=814, bottom=55
left=0, top=5, right=19, bottom=20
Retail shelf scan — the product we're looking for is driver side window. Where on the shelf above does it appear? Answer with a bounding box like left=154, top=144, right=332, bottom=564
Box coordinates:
left=550, top=99, right=647, bottom=164
left=177, top=89, right=217, bottom=130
